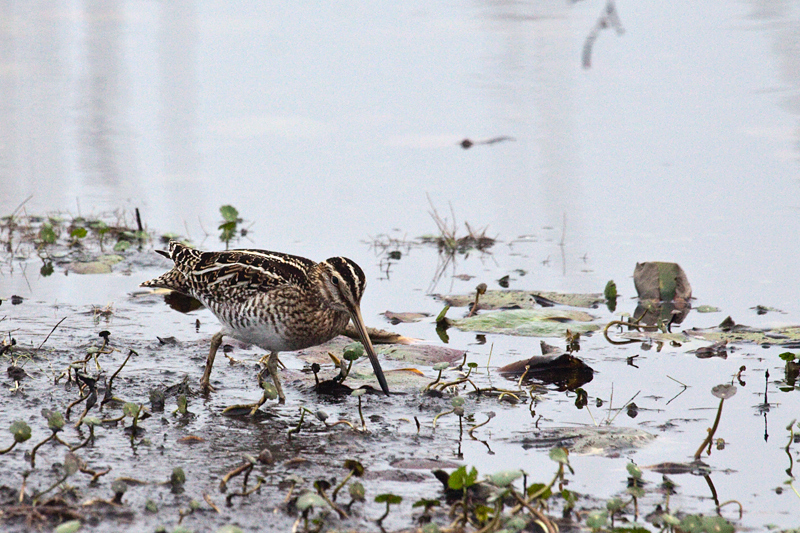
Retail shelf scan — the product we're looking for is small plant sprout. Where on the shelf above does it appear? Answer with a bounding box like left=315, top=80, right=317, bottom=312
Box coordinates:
left=695, top=384, right=737, bottom=460
left=287, top=406, right=316, bottom=438
left=122, top=402, right=145, bottom=442
left=314, top=479, right=348, bottom=519
left=170, top=467, right=186, bottom=493
left=218, top=205, right=241, bottom=249
left=426, top=362, right=450, bottom=391
left=433, top=396, right=465, bottom=429
left=30, top=410, right=69, bottom=467
left=374, top=493, right=402, bottom=527
left=331, top=459, right=364, bottom=502
left=315, top=410, right=355, bottom=430
left=296, top=492, right=328, bottom=531
left=334, top=342, right=364, bottom=383
left=1, top=420, right=31, bottom=454
left=70, top=417, right=101, bottom=452
left=55, top=520, right=82, bottom=533
left=351, top=389, right=367, bottom=430
left=34, top=451, right=81, bottom=501
left=468, top=411, right=495, bottom=440
left=347, top=481, right=365, bottom=511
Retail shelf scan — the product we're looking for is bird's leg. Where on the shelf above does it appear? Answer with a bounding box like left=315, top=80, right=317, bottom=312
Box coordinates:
left=267, top=351, right=286, bottom=404
left=222, top=353, right=285, bottom=416
left=201, top=331, right=224, bottom=393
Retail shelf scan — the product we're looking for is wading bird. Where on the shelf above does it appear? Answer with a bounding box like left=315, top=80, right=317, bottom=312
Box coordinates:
left=142, top=242, right=390, bottom=413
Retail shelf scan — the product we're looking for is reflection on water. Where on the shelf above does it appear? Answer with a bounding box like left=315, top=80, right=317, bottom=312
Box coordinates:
left=1, top=1, right=800, bottom=308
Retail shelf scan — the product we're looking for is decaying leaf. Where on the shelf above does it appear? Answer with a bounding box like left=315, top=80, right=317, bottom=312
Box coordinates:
left=633, top=262, right=692, bottom=302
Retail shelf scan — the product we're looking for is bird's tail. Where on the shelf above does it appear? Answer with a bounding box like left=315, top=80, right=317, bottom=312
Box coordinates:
left=140, top=241, right=201, bottom=292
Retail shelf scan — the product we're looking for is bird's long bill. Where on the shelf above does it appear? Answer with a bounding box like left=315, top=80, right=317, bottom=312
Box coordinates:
left=348, top=304, right=390, bottom=396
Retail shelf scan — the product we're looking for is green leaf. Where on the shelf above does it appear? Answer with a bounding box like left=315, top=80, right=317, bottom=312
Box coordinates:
left=10, top=421, right=31, bottom=443
left=604, top=280, right=617, bottom=300
left=114, top=240, right=131, bottom=252
left=585, top=510, right=608, bottom=529
left=448, top=466, right=478, bottom=490
left=374, top=493, right=402, bottom=504
left=526, top=482, right=552, bottom=500
left=779, top=352, right=798, bottom=362
left=261, top=383, right=278, bottom=400
left=348, top=481, right=365, bottom=502
left=70, top=227, right=88, bottom=239
left=350, top=389, right=366, bottom=398
left=170, top=467, right=186, bottom=486
left=46, top=410, right=65, bottom=432
left=504, top=516, right=528, bottom=533
left=343, top=459, right=364, bottom=476
left=343, top=342, right=364, bottom=361
left=64, top=452, right=80, bottom=476
left=40, top=261, right=54, bottom=277
left=39, top=223, right=57, bottom=244
left=55, top=520, right=82, bottom=533
left=450, top=396, right=465, bottom=408
left=421, top=524, right=441, bottom=533
left=412, top=498, right=440, bottom=509
left=220, top=205, right=240, bottom=222
left=489, top=469, right=523, bottom=487
left=433, top=362, right=450, bottom=371
left=123, top=403, right=140, bottom=418
left=626, top=462, right=642, bottom=480
left=548, top=447, right=569, bottom=465
left=215, top=527, right=244, bottom=533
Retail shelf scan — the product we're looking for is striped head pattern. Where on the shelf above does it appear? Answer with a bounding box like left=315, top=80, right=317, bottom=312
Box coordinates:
left=314, top=257, right=367, bottom=312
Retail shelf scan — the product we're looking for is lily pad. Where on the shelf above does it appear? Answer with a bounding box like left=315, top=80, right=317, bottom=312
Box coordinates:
left=449, top=309, right=599, bottom=337
left=511, top=426, right=655, bottom=456
left=70, top=261, right=112, bottom=275
left=686, top=320, right=800, bottom=347
left=437, top=290, right=605, bottom=310
left=382, top=311, right=431, bottom=324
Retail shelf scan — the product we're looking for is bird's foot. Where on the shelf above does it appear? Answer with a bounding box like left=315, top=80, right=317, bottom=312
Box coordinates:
left=222, top=401, right=264, bottom=416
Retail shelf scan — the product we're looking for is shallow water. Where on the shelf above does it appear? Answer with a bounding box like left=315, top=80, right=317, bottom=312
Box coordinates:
left=1, top=1, right=800, bottom=532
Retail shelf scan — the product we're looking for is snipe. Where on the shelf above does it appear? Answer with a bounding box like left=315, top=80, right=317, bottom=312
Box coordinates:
left=141, top=241, right=389, bottom=413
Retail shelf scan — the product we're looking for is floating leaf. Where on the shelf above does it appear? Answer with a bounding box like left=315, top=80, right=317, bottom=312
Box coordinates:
left=489, top=469, right=523, bottom=487
left=297, top=492, right=327, bottom=511
left=70, top=261, right=112, bottom=275
left=433, top=362, right=450, bottom=371
left=439, top=290, right=605, bottom=310
left=450, top=309, right=599, bottom=337
left=450, top=396, right=465, bottom=408
left=113, top=240, right=131, bottom=252
left=350, top=389, right=366, bottom=398
left=382, top=311, right=430, bottom=324
left=696, top=305, right=721, bottom=313
left=9, top=421, right=31, bottom=443
left=215, top=526, right=244, bottom=533
left=55, top=520, right=82, bottom=533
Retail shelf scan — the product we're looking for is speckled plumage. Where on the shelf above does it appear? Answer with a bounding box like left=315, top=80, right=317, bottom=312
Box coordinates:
left=142, top=241, right=389, bottom=408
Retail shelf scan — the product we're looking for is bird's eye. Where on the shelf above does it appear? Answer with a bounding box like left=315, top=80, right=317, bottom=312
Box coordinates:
left=330, top=275, right=339, bottom=286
